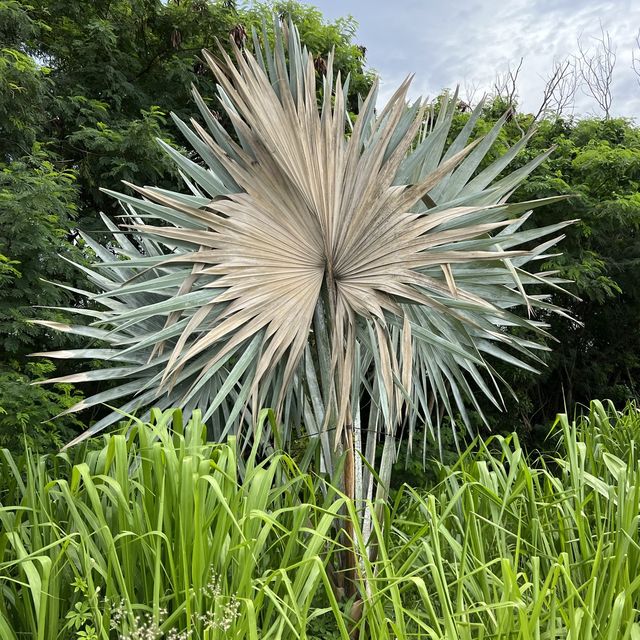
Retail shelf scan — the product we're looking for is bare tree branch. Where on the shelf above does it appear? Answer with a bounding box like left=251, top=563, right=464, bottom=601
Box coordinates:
left=493, top=57, right=524, bottom=109
left=534, top=57, right=580, bottom=121
left=462, top=78, right=481, bottom=109
left=577, top=23, right=616, bottom=118
left=633, top=29, right=640, bottom=87
left=493, top=58, right=525, bottom=136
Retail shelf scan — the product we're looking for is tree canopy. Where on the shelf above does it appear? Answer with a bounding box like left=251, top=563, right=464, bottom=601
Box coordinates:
left=0, top=0, right=373, bottom=451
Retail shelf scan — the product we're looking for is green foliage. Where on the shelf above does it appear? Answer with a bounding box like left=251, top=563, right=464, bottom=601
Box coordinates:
left=0, top=0, right=92, bottom=451
left=516, top=116, right=640, bottom=424
left=0, top=151, right=83, bottom=354
left=20, top=0, right=373, bottom=220
left=0, top=360, right=82, bottom=454
left=66, top=105, right=178, bottom=215
left=0, top=0, right=373, bottom=453
left=390, top=399, right=640, bottom=638
left=437, top=102, right=640, bottom=438
left=244, top=1, right=372, bottom=112
left=0, top=0, right=49, bottom=159
left=2, top=400, right=640, bottom=638
left=0, top=408, right=354, bottom=639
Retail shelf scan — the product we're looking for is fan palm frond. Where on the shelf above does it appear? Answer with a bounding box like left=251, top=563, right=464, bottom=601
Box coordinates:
left=35, top=18, right=572, bottom=499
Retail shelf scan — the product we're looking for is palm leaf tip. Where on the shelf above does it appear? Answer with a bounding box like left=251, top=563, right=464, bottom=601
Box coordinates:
left=35, top=18, right=572, bottom=470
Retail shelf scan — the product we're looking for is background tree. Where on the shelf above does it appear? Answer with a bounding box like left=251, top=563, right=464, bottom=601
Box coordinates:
left=0, top=0, right=373, bottom=452
left=22, top=0, right=373, bottom=226
left=0, top=1, right=87, bottom=450
left=424, top=101, right=640, bottom=452
left=533, top=57, right=580, bottom=122
left=577, top=24, right=616, bottom=119
left=493, top=56, right=523, bottom=114
left=515, top=116, right=640, bottom=430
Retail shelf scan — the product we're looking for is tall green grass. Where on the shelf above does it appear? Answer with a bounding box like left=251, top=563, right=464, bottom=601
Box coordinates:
left=1, top=400, right=639, bottom=638
left=0, top=409, right=352, bottom=639
left=392, top=399, right=640, bottom=639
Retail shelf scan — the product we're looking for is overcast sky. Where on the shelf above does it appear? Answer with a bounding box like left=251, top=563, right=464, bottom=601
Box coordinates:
left=310, top=0, right=640, bottom=119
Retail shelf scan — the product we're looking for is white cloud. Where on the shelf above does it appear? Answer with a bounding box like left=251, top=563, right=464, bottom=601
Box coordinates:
left=313, top=0, right=640, bottom=118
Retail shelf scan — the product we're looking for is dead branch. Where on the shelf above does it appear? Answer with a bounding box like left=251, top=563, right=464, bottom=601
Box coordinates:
left=462, top=78, right=481, bottom=109
left=633, top=29, right=640, bottom=86
left=534, top=57, right=580, bottom=121
left=493, top=57, right=523, bottom=109
left=577, top=24, right=616, bottom=118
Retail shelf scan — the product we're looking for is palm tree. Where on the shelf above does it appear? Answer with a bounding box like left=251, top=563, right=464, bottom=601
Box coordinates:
left=34, top=19, right=571, bottom=510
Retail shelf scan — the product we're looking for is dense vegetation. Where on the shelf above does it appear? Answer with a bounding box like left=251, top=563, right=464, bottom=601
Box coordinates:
left=2, top=401, right=639, bottom=638
left=1, top=0, right=640, bottom=636
left=382, top=110, right=640, bottom=482
left=474, top=113, right=640, bottom=437
left=0, top=0, right=372, bottom=452
left=2, top=1, right=640, bottom=456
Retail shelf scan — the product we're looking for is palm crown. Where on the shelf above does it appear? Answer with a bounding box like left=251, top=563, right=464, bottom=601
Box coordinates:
left=35, top=19, right=571, bottom=498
